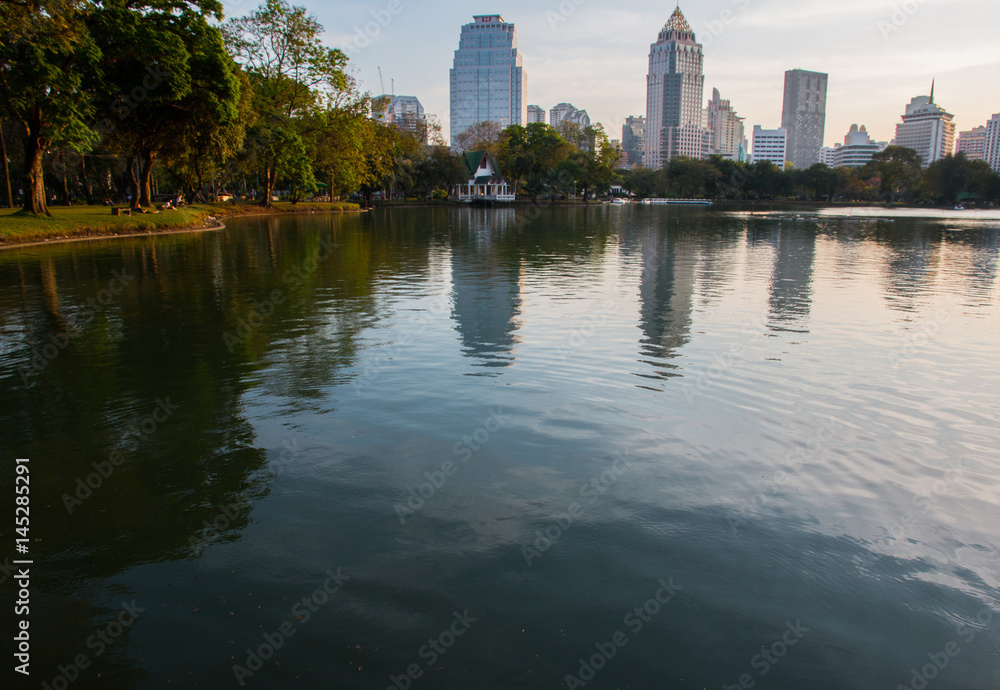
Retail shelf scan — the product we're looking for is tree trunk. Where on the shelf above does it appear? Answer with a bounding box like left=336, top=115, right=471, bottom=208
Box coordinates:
left=139, top=148, right=156, bottom=207
left=260, top=161, right=274, bottom=207
left=126, top=153, right=140, bottom=210
left=0, top=120, right=13, bottom=208
left=79, top=152, right=93, bottom=205
left=59, top=150, right=71, bottom=205
left=21, top=111, right=50, bottom=215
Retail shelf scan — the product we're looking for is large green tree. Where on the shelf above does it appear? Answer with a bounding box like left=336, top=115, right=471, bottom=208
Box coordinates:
left=224, top=0, right=348, bottom=206
left=92, top=1, right=240, bottom=208
left=0, top=1, right=98, bottom=215
left=864, top=145, right=923, bottom=203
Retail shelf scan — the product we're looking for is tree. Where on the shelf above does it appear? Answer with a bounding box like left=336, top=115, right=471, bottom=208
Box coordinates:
left=0, top=1, right=98, bottom=214
left=864, top=145, right=922, bottom=203
left=620, top=167, right=659, bottom=198
left=92, top=1, right=240, bottom=208
left=224, top=0, right=349, bottom=206
left=664, top=157, right=720, bottom=198
left=453, top=121, right=501, bottom=155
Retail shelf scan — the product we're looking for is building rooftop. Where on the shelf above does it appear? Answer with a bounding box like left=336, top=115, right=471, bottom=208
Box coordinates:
left=664, top=6, right=692, bottom=33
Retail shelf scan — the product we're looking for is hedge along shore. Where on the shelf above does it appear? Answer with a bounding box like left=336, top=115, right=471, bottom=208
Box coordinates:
left=0, top=201, right=363, bottom=250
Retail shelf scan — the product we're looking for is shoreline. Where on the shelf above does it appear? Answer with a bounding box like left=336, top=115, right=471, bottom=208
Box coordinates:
left=0, top=203, right=364, bottom=252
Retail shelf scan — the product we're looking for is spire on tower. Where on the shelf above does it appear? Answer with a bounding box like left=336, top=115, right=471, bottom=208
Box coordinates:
left=930, top=79, right=935, bottom=104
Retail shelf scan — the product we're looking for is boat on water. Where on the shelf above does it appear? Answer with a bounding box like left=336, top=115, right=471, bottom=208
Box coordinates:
left=642, top=198, right=713, bottom=206
left=954, top=205, right=965, bottom=211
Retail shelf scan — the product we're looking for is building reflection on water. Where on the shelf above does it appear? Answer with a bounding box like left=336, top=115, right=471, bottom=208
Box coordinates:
left=765, top=225, right=816, bottom=333
left=449, top=208, right=523, bottom=370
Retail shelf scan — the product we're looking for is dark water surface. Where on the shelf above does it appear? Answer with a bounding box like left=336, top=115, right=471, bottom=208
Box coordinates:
left=1, top=207, right=999, bottom=689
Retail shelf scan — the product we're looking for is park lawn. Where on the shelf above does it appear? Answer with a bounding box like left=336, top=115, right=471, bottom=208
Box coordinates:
left=0, top=201, right=360, bottom=246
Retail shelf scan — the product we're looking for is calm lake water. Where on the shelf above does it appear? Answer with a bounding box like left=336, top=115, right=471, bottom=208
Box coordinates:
left=1, top=207, right=999, bottom=689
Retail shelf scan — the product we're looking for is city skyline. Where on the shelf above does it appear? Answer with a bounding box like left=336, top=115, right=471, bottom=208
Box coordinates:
left=321, top=0, right=999, bottom=148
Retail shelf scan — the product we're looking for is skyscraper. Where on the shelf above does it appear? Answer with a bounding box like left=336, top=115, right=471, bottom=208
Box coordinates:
left=985, top=114, right=1000, bottom=173
left=549, top=103, right=590, bottom=128
left=374, top=95, right=427, bottom=141
left=706, top=88, right=746, bottom=160
left=781, top=69, right=828, bottom=169
left=622, top=116, right=646, bottom=167
left=449, top=15, right=527, bottom=146
left=526, top=105, right=546, bottom=124
left=644, top=6, right=709, bottom=169
left=891, top=85, right=955, bottom=167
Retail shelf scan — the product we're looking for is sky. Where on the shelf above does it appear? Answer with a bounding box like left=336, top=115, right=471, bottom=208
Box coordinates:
left=231, top=0, right=1000, bottom=147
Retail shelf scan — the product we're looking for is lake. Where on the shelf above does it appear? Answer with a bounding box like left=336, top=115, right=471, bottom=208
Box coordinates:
left=1, top=206, right=998, bottom=689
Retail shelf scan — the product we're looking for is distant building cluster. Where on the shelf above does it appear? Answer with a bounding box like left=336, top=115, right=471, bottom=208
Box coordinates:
left=374, top=94, right=428, bottom=142
left=403, top=6, right=1000, bottom=173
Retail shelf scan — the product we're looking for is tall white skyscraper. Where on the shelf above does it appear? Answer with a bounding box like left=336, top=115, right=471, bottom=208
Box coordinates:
left=891, top=85, right=956, bottom=167
left=781, top=69, right=828, bottom=169
left=644, top=6, right=709, bottom=169
left=449, top=15, right=527, bottom=146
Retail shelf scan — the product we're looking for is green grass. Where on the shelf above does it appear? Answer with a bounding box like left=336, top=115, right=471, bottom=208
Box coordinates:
left=0, top=201, right=360, bottom=246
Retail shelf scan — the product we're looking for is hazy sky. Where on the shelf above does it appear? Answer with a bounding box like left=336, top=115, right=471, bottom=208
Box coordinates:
left=236, top=0, right=1000, bottom=147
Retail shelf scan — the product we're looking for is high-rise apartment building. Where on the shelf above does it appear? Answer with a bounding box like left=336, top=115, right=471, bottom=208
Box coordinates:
left=706, top=88, right=746, bottom=160
left=644, top=6, right=709, bottom=169
left=449, top=15, right=527, bottom=146
left=752, top=126, right=787, bottom=169
left=781, top=69, right=828, bottom=169
left=549, top=103, right=590, bottom=128
left=985, top=114, right=1000, bottom=173
left=375, top=95, right=427, bottom=141
left=622, top=116, right=646, bottom=167
left=956, top=126, right=987, bottom=160
left=891, top=87, right=955, bottom=167
left=526, top=105, right=546, bottom=124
